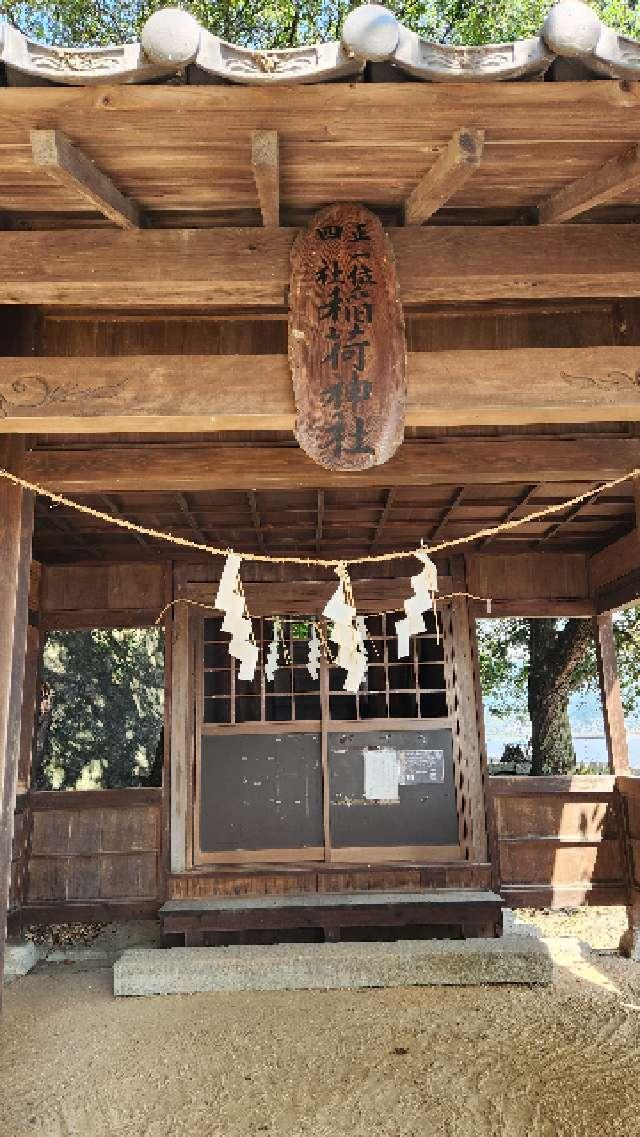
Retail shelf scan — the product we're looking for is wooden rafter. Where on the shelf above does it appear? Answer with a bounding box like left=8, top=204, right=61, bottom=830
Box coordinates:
left=24, top=439, right=640, bottom=493
left=536, top=486, right=601, bottom=546
left=315, top=490, right=324, bottom=554
left=251, top=131, right=279, bottom=228
left=429, top=487, right=465, bottom=543
left=404, top=128, right=484, bottom=226
left=175, top=493, right=206, bottom=545
left=369, top=488, right=396, bottom=551
left=477, top=484, right=539, bottom=549
left=538, top=143, right=640, bottom=226
left=30, top=129, right=143, bottom=230
left=35, top=502, right=100, bottom=559
left=99, top=493, right=151, bottom=550
left=247, top=491, right=266, bottom=552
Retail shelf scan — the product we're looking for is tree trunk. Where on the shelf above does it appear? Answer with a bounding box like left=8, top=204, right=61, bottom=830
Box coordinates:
left=528, top=618, right=593, bottom=776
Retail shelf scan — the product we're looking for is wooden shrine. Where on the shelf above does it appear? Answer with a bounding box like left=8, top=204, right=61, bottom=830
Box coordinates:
left=3, top=2, right=640, bottom=991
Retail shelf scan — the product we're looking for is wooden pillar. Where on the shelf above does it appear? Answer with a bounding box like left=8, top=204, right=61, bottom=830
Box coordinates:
left=593, top=611, right=630, bottom=774
left=444, top=558, right=489, bottom=863
left=0, top=437, right=34, bottom=1004
left=169, top=598, right=191, bottom=873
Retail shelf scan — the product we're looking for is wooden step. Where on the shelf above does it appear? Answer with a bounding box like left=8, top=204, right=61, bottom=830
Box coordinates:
left=160, top=889, right=504, bottom=946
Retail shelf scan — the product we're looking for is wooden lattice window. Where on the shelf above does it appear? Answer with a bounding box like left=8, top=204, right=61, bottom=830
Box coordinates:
left=328, top=612, right=447, bottom=722
left=201, top=611, right=447, bottom=726
left=203, top=617, right=321, bottom=725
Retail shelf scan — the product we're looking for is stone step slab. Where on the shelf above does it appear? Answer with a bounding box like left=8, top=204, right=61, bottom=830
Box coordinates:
left=114, top=934, right=552, bottom=997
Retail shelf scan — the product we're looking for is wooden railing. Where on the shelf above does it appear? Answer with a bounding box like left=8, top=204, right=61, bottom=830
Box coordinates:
left=489, top=775, right=628, bottom=907
left=20, top=787, right=163, bottom=923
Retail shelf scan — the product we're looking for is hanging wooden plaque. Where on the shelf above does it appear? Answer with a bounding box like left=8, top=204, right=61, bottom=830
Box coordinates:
left=289, top=203, right=406, bottom=471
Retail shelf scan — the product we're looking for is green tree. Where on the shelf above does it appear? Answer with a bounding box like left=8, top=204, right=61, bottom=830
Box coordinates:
left=477, top=610, right=640, bottom=775
left=34, top=628, right=164, bottom=790
left=2, top=1, right=640, bottom=49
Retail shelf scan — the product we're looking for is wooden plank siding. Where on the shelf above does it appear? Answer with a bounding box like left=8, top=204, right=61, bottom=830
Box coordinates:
left=489, top=776, right=628, bottom=908
left=23, top=788, right=163, bottom=922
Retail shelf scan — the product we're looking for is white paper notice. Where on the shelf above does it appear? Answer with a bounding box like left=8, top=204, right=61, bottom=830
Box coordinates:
left=364, top=748, right=399, bottom=801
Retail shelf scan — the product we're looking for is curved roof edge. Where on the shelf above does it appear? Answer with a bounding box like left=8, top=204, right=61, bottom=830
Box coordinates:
left=1, top=2, right=639, bottom=87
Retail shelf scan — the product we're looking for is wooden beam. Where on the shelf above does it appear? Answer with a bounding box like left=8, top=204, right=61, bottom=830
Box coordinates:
left=0, top=438, right=33, bottom=1007
left=594, top=611, right=630, bottom=774
left=247, top=491, right=265, bottom=552
left=99, top=494, right=150, bottom=550
left=4, top=225, right=640, bottom=308
left=430, top=487, right=465, bottom=543
left=251, top=130, right=279, bottom=228
left=477, top=484, right=539, bottom=550
left=369, top=488, right=396, bottom=552
left=538, top=143, right=640, bottom=226
left=404, top=128, right=484, bottom=225
left=30, top=130, right=143, bottom=230
left=23, top=437, right=640, bottom=494
left=6, top=345, right=640, bottom=433
left=590, top=528, right=640, bottom=594
left=536, top=485, right=601, bottom=546
left=176, top=493, right=206, bottom=545
left=315, top=490, right=324, bottom=554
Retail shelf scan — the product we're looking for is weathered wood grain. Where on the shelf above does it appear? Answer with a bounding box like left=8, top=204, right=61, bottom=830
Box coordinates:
left=594, top=611, right=630, bottom=774
left=0, top=437, right=32, bottom=1005
left=23, top=438, right=640, bottom=492
left=290, top=203, right=406, bottom=470
left=404, top=128, right=484, bottom=225
left=4, top=345, right=640, bottom=432
left=30, top=130, right=143, bottom=230
left=3, top=226, right=640, bottom=307
left=251, top=130, right=279, bottom=227
left=538, top=142, right=640, bottom=225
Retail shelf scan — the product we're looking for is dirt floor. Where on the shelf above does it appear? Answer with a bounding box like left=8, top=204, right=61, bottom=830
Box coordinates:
left=2, top=908, right=640, bottom=1137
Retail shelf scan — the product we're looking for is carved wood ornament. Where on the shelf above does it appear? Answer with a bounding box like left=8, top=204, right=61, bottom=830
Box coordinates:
left=289, top=203, right=406, bottom=471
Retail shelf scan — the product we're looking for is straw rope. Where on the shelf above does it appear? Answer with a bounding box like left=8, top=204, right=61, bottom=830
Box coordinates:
left=1, top=463, right=638, bottom=568
left=154, top=591, right=493, bottom=626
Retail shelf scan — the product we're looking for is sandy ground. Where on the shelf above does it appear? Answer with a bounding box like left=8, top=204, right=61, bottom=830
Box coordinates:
left=2, top=909, right=640, bottom=1137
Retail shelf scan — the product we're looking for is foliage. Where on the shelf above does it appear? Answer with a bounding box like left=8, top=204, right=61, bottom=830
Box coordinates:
left=478, top=608, right=640, bottom=775
left=500, top=741, right=530, bottom=765
left=2, top=0, right=640, bottom=49
left=478, top=609, right=640, bottom=723
left=34, top=628, right=164, bottom=791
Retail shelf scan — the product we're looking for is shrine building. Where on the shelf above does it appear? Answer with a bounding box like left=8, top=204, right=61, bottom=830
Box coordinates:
left=1, top=1, right=640, bottom=988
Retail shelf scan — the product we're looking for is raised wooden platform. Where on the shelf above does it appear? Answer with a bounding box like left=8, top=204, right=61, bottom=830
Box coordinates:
left=160, top=890, right=504, bottom=946
left=167, top=862, right=494, bottom=900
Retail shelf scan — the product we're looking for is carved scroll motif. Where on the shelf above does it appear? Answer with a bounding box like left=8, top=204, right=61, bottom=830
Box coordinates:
left=289, top=203, right=406, bottom=472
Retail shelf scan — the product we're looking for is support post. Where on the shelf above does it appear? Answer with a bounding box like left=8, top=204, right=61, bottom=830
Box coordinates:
left=444, top=558, right=489, bottom=863
left=594, top=611, right=630, bottom=774
left=0, top=438, right=34, bottom=1005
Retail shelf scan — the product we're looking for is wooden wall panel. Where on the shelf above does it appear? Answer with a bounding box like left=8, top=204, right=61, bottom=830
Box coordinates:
left=468, top=553, right=590, bottom=602
left=490, top=776, right=627, bottom=907
left=41, top=562, right=166, bottom=624
left=24, top=788, right=162, bottom=915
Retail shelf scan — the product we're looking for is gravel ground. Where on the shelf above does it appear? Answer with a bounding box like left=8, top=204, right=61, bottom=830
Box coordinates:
left=1, top=908, right=639, bottom=1137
